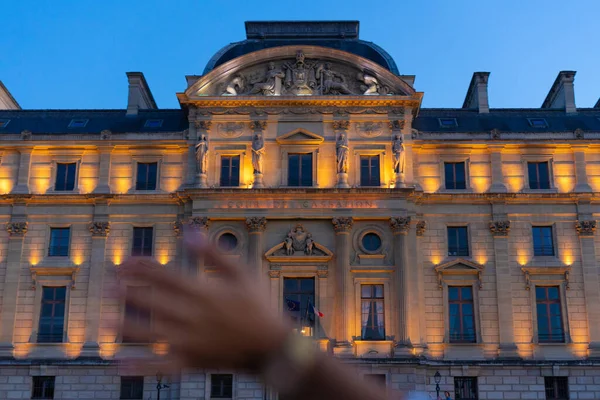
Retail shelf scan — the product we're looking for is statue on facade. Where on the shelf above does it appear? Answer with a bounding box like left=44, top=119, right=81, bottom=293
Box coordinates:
left=251, top=132, right=265, bottom=174
left=195, top=135, right=209, bottom=174
left=316, top=63, right=353, bottom=95
left=336, top=131, right=349, bottom=174
left=283, top=51, right=317, bottom=95
left=223, top=74, right=246, bottom=96
left=392, top=134, right=405, bottom=174
left=285, top=233, right=294, bottom=256
left=305, top=233, right=314, bottom=256
left=248, top=62, right=285, bottom=96
left=357, top=71, right=380, bottom=95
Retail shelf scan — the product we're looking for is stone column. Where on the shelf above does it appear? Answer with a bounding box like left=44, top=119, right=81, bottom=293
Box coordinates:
left=0, top=217, right=28, bottom=356
left=250, top=121, right=267, bottom=189
left=489, top=219, right=519, bottom=358
left=189, top=217, right=210, bottom=279
left=12, top=148, right=32, bottom=194
left=333, top=121, right=350, bottom=189
left=390, top=217, right=412, bottom=356
left=489, top=145, right=507, bottom=193
left=575, top=219, right=600, bottom=357
left=94, top=144, right=112, bottom=194
left=81, top=212, right=110, bottom=357
left=331, top=217, right=353, bottom=354
left=415, top=220, right=427, bottom=353
left=195, top=121, right=212, bottom=188
left=573, top=147, right=593, bottom=193
left=245, top=217, right=267, bottom=283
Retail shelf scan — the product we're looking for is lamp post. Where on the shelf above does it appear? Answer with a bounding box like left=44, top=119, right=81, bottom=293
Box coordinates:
left=434, top=371, right=441, bottom=399
left=156, top=372, right=170, bottom=400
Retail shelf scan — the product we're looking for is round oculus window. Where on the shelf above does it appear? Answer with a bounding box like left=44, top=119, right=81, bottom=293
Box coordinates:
left=217, top=233, right=238, bottom=252
left=362, top=232, right=382, bottom=253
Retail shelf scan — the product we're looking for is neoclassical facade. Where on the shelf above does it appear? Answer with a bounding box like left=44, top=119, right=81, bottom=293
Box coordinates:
left=1, top=20, right=600, bottom=399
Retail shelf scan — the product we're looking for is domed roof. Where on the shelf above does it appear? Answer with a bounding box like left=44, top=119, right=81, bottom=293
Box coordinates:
left=203, top=21, right=399, bottom=76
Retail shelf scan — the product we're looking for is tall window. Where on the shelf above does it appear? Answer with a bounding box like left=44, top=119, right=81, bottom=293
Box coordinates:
left=536, top=286, right=565, bottom=343
left=533, top=226, right=554, bottom=256
left=210, top=374, right=233, bottom=399
left=288, top=153, right=313, bottom=187
left=48, top=227, right=70, bottom=257
left=38, top=287, right=66, bottom=343
left=135, top=162, right=158, bottom=191
left=220, top=156, right=240, bottom=187
left=449, top=287, right=476, bottom=343
left=454, top=377, right=478, bottom=400
left=283, top=278, right=315, bottom=335
left=32, top=376, right=55, bottom=399
left=54, top=163, right=76, bottom=191
left=528, top=161, right=550, bottom=189
left=123, top=286, right=151, bottom=343
left=444, top=162, right=466, bottom=190
left=131, top=227, right=153, bottom=257
left=544, top=377, right=569, bottom=400
left=360, top=155, right=380, bottom=186
left=361, top=284, right=385, bottom=340
left=448, top=227, right=469, bottom=257
left=120, top=376, right=144, bottom=400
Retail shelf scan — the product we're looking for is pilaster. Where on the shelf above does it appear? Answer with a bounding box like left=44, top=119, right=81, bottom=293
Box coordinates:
left=390, top=217, right=413, bottom=356
left=245, top=217, right=267, bottom=283
left=94, top=145, right=112, bottom=194
left=331, top=217, right=353, bottom=355
left=573, top=147, right=593, bottom=193
left=489, top=146, right=507, bottom=193
left=189, top=216, right=210, bottom=279
left=12, top=148, right=32, bottom=194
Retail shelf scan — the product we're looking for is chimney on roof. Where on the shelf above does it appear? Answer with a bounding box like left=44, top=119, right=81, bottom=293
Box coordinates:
left=126, top=72, right=157, bottom=115
left=0, top=81, right=21, bottom=110
left=541, top=71, right=576, bottom=113
left=462, top=72, right=490, bottom=113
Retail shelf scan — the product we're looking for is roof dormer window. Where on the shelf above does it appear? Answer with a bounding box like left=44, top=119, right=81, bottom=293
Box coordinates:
left=144, top=119, right=163, bottom=128
left=438, top=118, right=458, bottom=128
left=68, top=119, right=89, bottom=128
left=0, top=119, right=10, bottom=128
left=528, top=118, right=548, bottom=128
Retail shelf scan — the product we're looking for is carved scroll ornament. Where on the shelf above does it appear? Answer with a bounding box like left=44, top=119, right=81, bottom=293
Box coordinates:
left=389, top=217, right=411, bottom=234
left=6, top=222, right=28, bottom=237
left=332, top=217, right=354, bottom=233
left=88, top=221, right=110, bottom=237
left=489, top=221, right=511, bottom=237
left=576, top=220, right=596, bottom=236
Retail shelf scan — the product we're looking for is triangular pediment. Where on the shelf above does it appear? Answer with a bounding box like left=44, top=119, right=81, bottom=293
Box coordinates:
left=435, top=258, right=484, bottom=274
left=276, top=129, right=324, bottom=145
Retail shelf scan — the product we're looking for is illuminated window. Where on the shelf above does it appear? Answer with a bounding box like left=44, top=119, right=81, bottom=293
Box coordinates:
left=32, top=376, right=55, bottom=399
left=131, top=227, right=153, bottom=256
left=123, top=286, right=151, bottom=343
left=528, top=162, right=550, bottom=189
left=438, top=118, right=458, bottom=128
left=120, top=377, right=144, bottom=400
left=536, top=286, right=565, bottom=343
left=449, top=287, right=476, bottom=343
left=532, top=226, right=554, bottom=256
left=288, top=153, right=313, bottom=187
left=444, top=162, right=466, bottom=190
left=361, top=284, right=385, bottom=340
left=454, top=377, right=478, bottom=400
left=448, top=227, right=469, bottom=257
left=528, top=118, right=548, bottom=128
left=48, top=227, right=70, bottom=257
left=211, top=374, right=233, bottom=399
left=284, top=278, right=315, bottom=335
left=0, top=119, right=10, bottom=128
left=544, top=377, right=569, bottom=400
left=38, top=287, right=66, bottom=343
left=54, top=163, right=76, bottom=191
left=220, top=156, right=240, bottom=187
left=360, top=155, right=380, bottom=186
left=144, top=119, right=163, bottom=128
left=135, top=162, right=158, bottom=191
left=68, top=119, right=88, bottom=128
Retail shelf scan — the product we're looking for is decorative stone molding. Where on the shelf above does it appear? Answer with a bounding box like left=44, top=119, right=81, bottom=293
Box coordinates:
left=489, top=220, right=511, bottom=237
left=100, top=130, right=112, bottom=140
left=216, top=122, right=245, bottom=138
left=20, top=130, right=32, bottom=140
left=490, top=128, right=500, bottom=140
left=250, top=120, right=267, bottom=131
left=173, top=220, right=183, bottom=237
left=332, top=217, right=353, bottom=233
left=195, top=120, right=212, bottom=131
left=196, top=106, right=406, bottom=116
left=355, top=122, right=383, bottom=138
left=388, top=120, right=404, bottom=131
left=411, top=128, right=419, bottom=139
left=522, top=266, right=571, bottom=291
left=268, top=270, right=281, bottom=278
left=265, top=224, right=333, bottom=262
left=416, top=220, right=427, bottom=237
left=6, top=222, right=28, bottom=237
left=31, top=267, right=80, bottom=290
left=317, top=265, right=329, bottom=278
left=389, top=217, right=411, bottom=234
left=245, top=217, right=267, bottom=233
left=576, top=220, right=596, bottom=237
left=574, top=128, right=584, bottom=140
left=188, top=216, right=210, bottom=230
left=435, top=258, right=485, bottom=290
left=88, top=221, right=110, bottom=237
left=332, top=120, right=350, bottom=131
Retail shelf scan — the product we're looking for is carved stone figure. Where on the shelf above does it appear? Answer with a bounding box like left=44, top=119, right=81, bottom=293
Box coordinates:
left=285, top=234, right=294, bottom=256
left=316, top=63, right=353, bottom=95
left=357, top=71, right=379, bottom=95
left=392, top=134, right=405, bottom=174
left=305, top=233, right=314, bottom=256
left=248, top=62, right=285, bottom=96
left=195, top=135, right=209, bottom=174
left=251, top=133, right=265, bottom=174
left=283, top=51, right=317, bottom=95
left=336, top=132, right=349, bottom=174
left=223, top=74, right=246, bottom=96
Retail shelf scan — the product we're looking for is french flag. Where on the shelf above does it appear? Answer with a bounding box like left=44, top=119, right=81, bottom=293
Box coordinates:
left=311, top=303, right=324, bottom=318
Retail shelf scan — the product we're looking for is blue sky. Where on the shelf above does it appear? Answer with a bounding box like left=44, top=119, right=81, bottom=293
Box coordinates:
left=1, top=0, right=598, bottom=109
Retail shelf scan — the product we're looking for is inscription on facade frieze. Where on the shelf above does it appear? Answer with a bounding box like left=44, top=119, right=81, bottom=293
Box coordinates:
left=216, top=199, right=377, bottom=209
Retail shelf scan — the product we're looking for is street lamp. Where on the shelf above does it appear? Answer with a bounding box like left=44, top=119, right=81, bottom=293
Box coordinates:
left=434, top=371, right=441, bottom=399
left=156, top=372, right=170, bottom=400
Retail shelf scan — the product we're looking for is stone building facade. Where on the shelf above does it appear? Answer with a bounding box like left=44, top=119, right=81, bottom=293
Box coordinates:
left=0, top=20, right=600, bottom=399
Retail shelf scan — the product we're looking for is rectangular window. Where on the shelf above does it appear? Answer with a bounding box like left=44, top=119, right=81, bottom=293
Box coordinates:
left=360, top=155, right=381, bottom=186
left=120, top=376, right=144, bottom=399
left=123, top=286, right=151, bottom=343
left=454, top=377, right=478, bottom=400
left=54, top=163, right=77, bottom=191
left=363, top=374, right=386, bottom=388
left=131, top=227, right=153, bottom=257
left=220, top=156, right=240, bottom=187
left=210, top=374, right=233, bottom=399
left=32, top=376, right=55, bottom=399
left=283, top=278, right=315, bottom=336
left=144, top=119, right=163, bottom=128
left=68, top=119, right=88, bottom=128
left=38, top=287, right=66, bottom=343
left=439, top=118, right=458, bottom=128
left=135, top=162, right=158, bottom=191
left=444, top=162, right=466, bottom=190
left=536, top=286, right=565, bottom=343
left=48, top=227, right=70, bottom=257
left=528, top=161, right=550, bottom=189
left=361, top=284, right=385, bottom=340
left=448, top=227, right=469, bottom=257
left=528, top=118, right=548, bottom=128
left=0, top=119, right=10, bottom=128
left=533, top=226, right=554, bottom=256
left=544, top=377, right=569, bottom=400
left=288, top=153, right=313, bottom=187
left=449, top=287, right=476, bottom=343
